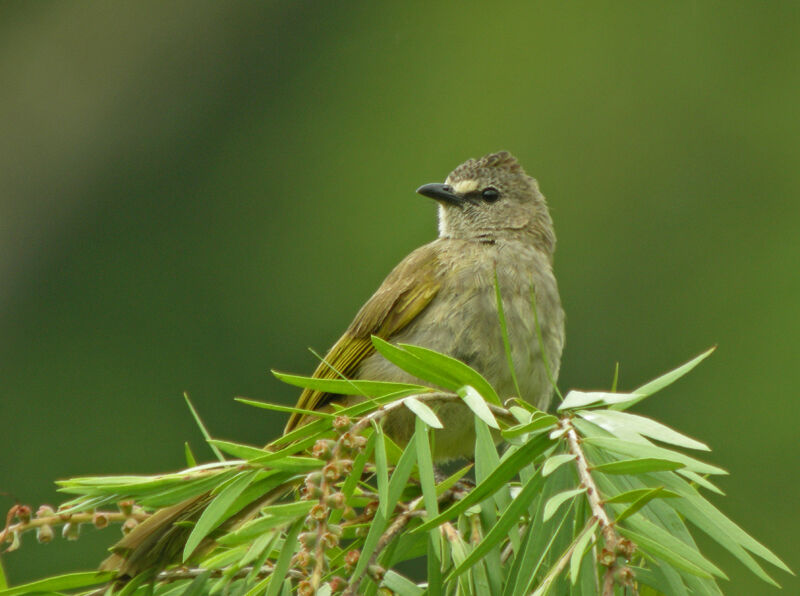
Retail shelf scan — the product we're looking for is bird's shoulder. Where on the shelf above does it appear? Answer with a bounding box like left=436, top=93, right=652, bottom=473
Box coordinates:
left=285, top=241, right=446, bottom=432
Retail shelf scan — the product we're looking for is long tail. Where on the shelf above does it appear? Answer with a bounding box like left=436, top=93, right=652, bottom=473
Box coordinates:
left=101, top=482, right=296, bottom=581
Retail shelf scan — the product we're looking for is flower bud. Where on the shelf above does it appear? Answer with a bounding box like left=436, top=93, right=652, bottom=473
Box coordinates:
left=344, top=549, right=360, bottom=567
left=326, top=492, right=347, bottom=510
left=122, top=517, right=139, bottom=535
left=15, top=505, right=32, bottom=524
left=62, top=522, right=80, bottom=541
left=36, top=505, right=55, bottom=518
left=333, top=415, right=350, bottom=432
left=118, top=500, right=134, bottom=516
left=36, top=524, right=55, bottom=543
left=93, top=512, right=109, bottom=528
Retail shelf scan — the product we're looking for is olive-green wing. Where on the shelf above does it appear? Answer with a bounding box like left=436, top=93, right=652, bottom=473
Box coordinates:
left=284, top=245, right=441, bottom=433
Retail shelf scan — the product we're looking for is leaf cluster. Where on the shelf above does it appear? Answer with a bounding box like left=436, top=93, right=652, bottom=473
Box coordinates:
left=0, top=345, right=792, bottom=596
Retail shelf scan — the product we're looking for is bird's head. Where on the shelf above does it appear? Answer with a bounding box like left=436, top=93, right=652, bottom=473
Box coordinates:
left=417, top=151, right=555, bottom=254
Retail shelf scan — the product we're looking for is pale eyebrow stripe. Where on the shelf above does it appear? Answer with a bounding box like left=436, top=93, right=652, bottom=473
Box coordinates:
left=451, top=179, right=479, bottom=194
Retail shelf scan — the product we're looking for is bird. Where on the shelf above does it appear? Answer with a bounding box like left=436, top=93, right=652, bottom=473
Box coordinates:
left=100, top=150, right=564, bottom=577
left=285, top=150, right=564, bottom=459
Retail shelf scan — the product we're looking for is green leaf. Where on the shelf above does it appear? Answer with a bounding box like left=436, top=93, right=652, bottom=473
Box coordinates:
left=543, top=487, right=586, bottom=522
left=270, top=371, right=428, bottom=398
left=414, top=432, right=553, bottom=534
left=184, top=392, right=224, bottom=462
left=578, top=409, right=710, bottom=450
left=403, top=396, right=443, bottom=428
left=353, top=440, right=418, bottom=581
left=527, top=499, right=580, bottom=596
left=471, top=416, right=507, bottom=594
left=458, top=385, right=500, bottom=428
left=631, top=565, right=687, bottom=596
left=183, top=471, right=256, bottom=561
left=435, top=463, right=472, bottom=497
left=371, top=336, right=460, bottom=390
left=446, top=466, right=546, bottom=581
left=474, top=417, right=510, bottom=510
left=613, top=346, right=716, bottom=411
left=373, top=422, right=390, bottom=517
left=265, top=519, right=302, bottom=596
left=205, top=439, right=265, bottom=461
left=653, top=473, right=791, bottom=583
left=381, top=571, right=424, bottom=596
left=258, top=500, right=316, bottom=519
left=591, top=457, right=685, bottom=475
left=541, top=453, right=576, bottom=477
left=604, top=487, right=680, bottom=504
left=677, top=469, right=725, bottom=495
left=615, top=486, right=670, bottom=522
left=569, top=518, right=599, bottom=585
left=235, top=396, right=336, bottom=419
left=184, top=442, right=197, bottom=468
left=583, top=437, right=726, bottom=475
left=414, top=417, right=439, bottom=519
left=501, top=413, right=558, bottom=439
left=558, top=389, right=642, bottom=411
left=179, top=569, right=212, bottom=596
left=399, top=343, right=502, bottom=405
left=0, top=571, right=116, bottom=596
left=617, top=524, right=725, bottom=580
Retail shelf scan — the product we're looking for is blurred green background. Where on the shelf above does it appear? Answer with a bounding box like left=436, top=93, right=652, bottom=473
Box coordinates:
left=1, top=2, right=797, bottom=593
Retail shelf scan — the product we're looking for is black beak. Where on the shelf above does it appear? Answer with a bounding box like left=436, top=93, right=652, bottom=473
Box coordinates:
left=416, top=183, right=466, bottom=207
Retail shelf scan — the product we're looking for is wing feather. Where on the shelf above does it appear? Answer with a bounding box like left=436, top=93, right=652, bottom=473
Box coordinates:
left=284, top=244, right=441, bottom=432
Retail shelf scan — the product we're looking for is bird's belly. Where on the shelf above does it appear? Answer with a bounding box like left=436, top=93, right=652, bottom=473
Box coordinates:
left=354, top=255, right=563, bottom=460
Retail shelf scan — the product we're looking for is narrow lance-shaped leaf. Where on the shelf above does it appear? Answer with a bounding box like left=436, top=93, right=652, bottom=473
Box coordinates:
left=413, top=433, right=553, bottom=534
left=404, top=396, right=443, bottom=429
left=265, top=518, right=303, bottom=596
left=583, top=437, right=726, bottom=476
left=400, top=343, right=502, bottom=405
left=414, top=417, right=439, bottom=519
left=271, top=371, right=429, bottom=398
left=558, top=390, right=643, bottom=411
left=372, top=421, right=390, bottom=517
left=591, top=457, right=684, bottom=475
left=615, top=526, right=721, bottom=580
left=353, top=439, right=418, bottom=581
left=542, top=453, right=576, bottom=477
left=604, top=487, right=680, bottom=504
left=184, top=442, right=197, bottom=468
left=612, top=346, right=716, bottom=411
left=184, top=392, right=225, bottom=462
left=459, top=385, right=500, bottom=429
left=501, top=413, right=558, bottom=439
left=183, top=471, right=256, bottom=561
left=235, top=397, right=336, bottom=420
left=381, top=571, right=425, bottom=596
left=569, top=518, right=599, bottom=585
left=371, top=336, right=461, bottom=390
left=578, top=409, right=710, bottom=451
left=543, top=487, right=586, bottom=522
left=614, top=486, right=670, bottom=523
left=446, top=465, right=546, bottom=581
left=0, top=572, right=116, bottom=596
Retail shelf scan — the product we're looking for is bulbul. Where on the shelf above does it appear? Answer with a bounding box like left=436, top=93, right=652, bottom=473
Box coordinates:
left=101, top=150, right=564, bottom=576
left=286, top=150, right=564, bottom=459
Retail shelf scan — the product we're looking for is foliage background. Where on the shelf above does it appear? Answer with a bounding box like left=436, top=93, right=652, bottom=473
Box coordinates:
left=0, top=2, right=797, bottom=594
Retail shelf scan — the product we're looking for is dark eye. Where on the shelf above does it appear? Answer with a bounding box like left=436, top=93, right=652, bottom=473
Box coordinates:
left=482, top=187, right=500, bottom=202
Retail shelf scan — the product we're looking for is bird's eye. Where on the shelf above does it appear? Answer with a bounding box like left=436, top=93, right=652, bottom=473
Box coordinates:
left=482, top=187, right=500, bottom=202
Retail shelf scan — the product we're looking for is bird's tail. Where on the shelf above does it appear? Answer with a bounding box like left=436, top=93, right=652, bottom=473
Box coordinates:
left=101, top=482, right=296, bottom=581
